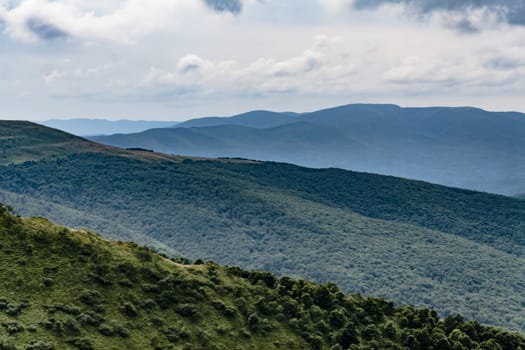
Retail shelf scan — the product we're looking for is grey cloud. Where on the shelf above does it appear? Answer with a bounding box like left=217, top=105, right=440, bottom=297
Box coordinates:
left=486, top=56, right=525, bottom=69
left=352, top=0, right=525, bottom=28
left=454, top=20, right=480, bottom=33
left=180, top=63, right=201, bottom=73
left=26, top=18, right=68, bottom=40
left=507, top=3, right=525, bottom=24
left=203, top=0, right=243, bottom=14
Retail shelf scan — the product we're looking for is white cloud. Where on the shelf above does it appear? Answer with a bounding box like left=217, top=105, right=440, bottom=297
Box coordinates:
left=43, top=69, right=65, bottom=84
left=318, top=0, right=353, bottom=13
left=137, top=35, right=357, bottom=96
left=0, top=0, right=232, bottom=44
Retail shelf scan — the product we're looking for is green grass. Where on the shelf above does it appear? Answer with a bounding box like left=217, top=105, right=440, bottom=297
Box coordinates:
left=1, top=204, right=524, bottom=350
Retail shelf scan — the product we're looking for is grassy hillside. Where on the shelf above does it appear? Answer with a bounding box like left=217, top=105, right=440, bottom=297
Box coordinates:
left=0, top=121, right=109, bottom=165
left=1, top=152, right=525, bottom=332
left=0, top=121, right=184, bottom=166
left=1, top=204, right=524, bottom=350
left=91, top=104, right=525, bottom=195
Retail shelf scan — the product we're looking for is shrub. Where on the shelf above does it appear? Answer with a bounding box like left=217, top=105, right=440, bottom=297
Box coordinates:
left=98, top=323, right=116, bottom=337
left=47, top=304, right=81, bottom=316
left=0, top=298, right=8, bottom=310
left=0, top=337, right=18, bottom=350
left=64, top=317, right=82, bottom=335
left=308, top=335, right=324, bottom=350
left=76, top=312, right=103, bottom=327
left=42, top=278, right=54, bottom=287
left=175, top=303, right=198, bottom=317
left=121, top=301, right=138, bottom=317
left=135, top=247, right=153, bottom=262
left=78, top=289, right=102, bottom=307
left=1, top=320, right=24, bottom=334
left=25, top=342, right=55, bottom=350
left=65, top=338, right=94, bottom=350
left=247, top=313, right=260, bottom=330
left=5, top=303, right=25, bottom=316
left=98, top=321, right=129, bottom=338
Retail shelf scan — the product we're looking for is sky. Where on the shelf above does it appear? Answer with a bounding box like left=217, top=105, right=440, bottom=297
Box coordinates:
left=1, top=0, right=525, bottom=121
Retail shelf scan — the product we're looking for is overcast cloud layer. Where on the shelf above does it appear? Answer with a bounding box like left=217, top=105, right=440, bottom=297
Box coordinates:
left=0, top=0, right=524, bottom=120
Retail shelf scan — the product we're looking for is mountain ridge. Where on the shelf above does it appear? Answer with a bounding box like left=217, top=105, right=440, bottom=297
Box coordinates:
left=90, top=103, right=525, bottom=195
left=176, top=110, right=298, bottom=129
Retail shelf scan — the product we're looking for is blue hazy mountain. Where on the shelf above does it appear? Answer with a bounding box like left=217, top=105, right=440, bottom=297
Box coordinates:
left=176, top=110, right=298, bottom=129
left=90, top=104, right=525, bottom=196
left=41, top=118, right=178, bottom=136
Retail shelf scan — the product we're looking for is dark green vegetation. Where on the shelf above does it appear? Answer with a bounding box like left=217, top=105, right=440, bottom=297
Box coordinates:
left=91, top=104, right=525, bottom=195
left=0, top=121, right=524, bottom=333
left=1, top=205, right=524, bottom=350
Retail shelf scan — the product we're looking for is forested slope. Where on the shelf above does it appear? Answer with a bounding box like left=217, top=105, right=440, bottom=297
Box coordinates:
left=1, top=205, right=524, bottom=350
left=1, top=153, right=524, bottom=332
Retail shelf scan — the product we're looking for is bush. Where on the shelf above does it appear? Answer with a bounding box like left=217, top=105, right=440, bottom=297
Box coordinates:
left=0, top=337, right=18, bottom=350
left=247, top=313, right=260, bottom=330
left=5, top=303, right=25, bottom=316
left=98, top=321, right=129, bottom=338
left=121, top=301, right=138, bottom=317
left=64, top=317, right=82, bottom=335
left=25, top=342, right=55, bottom=350
left=175, top=304, right=198, bottom=317
left=1, top=320, right=24, bottom=334
left=47, top=304, right=81, bottom=316
left=76, top=312, right=103, bottom=327
left=42, top=278, right=54, bottom=287
left=65, top=338, right=94, bottom=350
left=78, top=290, right=102, bottom=307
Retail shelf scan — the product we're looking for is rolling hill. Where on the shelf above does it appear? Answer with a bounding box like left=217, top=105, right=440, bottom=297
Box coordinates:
left=2, top=205, right=523, bottom=350
left=91, top=104, right=525, bottom=196
left=0, top=121, right=111, bottom=166
left=1, top=121, right=525, bottom=333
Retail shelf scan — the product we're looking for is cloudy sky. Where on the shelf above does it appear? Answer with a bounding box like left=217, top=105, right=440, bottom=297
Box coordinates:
left=1, top=0, right=525, bottom=121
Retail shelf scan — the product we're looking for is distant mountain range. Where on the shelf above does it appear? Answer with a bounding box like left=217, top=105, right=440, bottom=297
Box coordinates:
left=88, top=104, right=525, bottom=196
left=1, top=121, right=525, bottom=332
left=41, top=118, right=178, bottom=136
